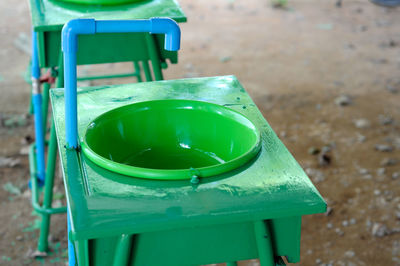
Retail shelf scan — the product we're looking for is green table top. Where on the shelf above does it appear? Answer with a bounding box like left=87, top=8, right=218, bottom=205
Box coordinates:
left=29, top=0, right=187, bottom=31
left=50, top=76, right=326, bottom=241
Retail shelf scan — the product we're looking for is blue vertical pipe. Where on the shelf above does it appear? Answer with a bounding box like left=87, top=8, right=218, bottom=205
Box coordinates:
left=31, top=30, right=45, bottom=186
left=61, top=18, right=181, bottom=265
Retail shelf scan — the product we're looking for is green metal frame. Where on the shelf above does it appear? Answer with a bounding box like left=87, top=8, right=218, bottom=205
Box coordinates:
left=50, top=76, right=326, bottom=265
left=27, top=0, right=186, bottom=254
left=29, top=43, right=169, bottom=253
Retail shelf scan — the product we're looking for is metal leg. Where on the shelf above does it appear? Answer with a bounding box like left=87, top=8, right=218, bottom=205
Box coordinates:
left=142, top=60, right=153, bottom=82
left=68, top=212, right=76, bottom=266
left=37, top=54, right=64, bottom=252
left=113, top=234, right=134, bottom=266
left=29, top=88, right=34, bottom=114
left=41, top=82, right=50, bottom=133
left=75, top=239, right=89, bottom=266
left=145, top=34, right=164, bottom=81
left=254, top=221, right=275, bottom=266
left=37, top=120, right=58, bottom=252
left=133, top=61, right=142, bottom=83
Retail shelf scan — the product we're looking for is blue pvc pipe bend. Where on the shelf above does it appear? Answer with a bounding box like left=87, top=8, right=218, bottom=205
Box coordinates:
left=62, top=18, right=181, bottom=148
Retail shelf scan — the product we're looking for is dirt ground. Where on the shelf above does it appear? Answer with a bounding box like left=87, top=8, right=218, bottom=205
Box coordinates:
left=0, top=0, right=399, bottom=265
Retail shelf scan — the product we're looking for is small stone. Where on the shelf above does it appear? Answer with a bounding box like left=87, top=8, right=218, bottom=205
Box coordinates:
left=21, top=189, right=31, bottom=199
left=374, top=189, right=381, bottom=196
left=350, top=218, right=357, bottom=225
left=392, top=172, right=400, bottom=179
left=342, top=220, right=349, bottom=227
left=183, top=72, right=199, bottom=78
left=375, top=144, right=394, bottom=152
left=219, top=56, right=232, bottom=63
left=357, top=25, right=368, bottom=32
left=30, top=250, right=47, bottom=258
left=16, top=235, right=23, bottom=241
left=325, top=206, right=333, bottom=216
left=395, top=138, right=400, bottom=149
left=318, top=153, right=332, bottom=166
left=0, top=157, right=21, bottom=168
left=359, top=168, right=369, bottom=175
left=387, top=84, right=398, bottom=94
left=344, top=250, right=355, bottom=257
left=379, top=115, right=394, bottom=125
left=316, top=258, right=322, bottom=264
left=321, top=145, right=333, bottom=153
left=366, top=219, right=372, bottom=228
left=184, top=63, right=194, bottom=71
left=381, top=158, right=398, bottom=166
left=308, top=146, right=320, bottom=155
left=306, top=168, right=325, bottom=183
left=19, top=146, right=30, bottom=155
left=363, top=174, right=373, bottom=180
left=395, top=211, right=400, bottom=220
left=372, top=223, right=390, bottom=237
left=21, top=135, right=33, bottom=145
left=357, top=133, right=366, bottom=143
left=377, top=168, right=386, bottom=176
left=335, top=228, right=344, bottom=236
left=354, top=119, right=371, bottom=129
left=335, top=95, right=352, bottom=106
left=327, top=223, right=333, bottom=229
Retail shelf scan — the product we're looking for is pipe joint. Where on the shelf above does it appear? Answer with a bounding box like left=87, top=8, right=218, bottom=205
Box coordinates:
left=32, top=78, right=41, bottom=94
left=62, top=19, right=96, bottom=53
left=150, top=18, right=181, bottom=51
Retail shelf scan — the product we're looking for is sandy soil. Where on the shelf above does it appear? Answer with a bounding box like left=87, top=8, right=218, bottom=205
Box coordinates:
left=0, top=0, right=399, bottom=265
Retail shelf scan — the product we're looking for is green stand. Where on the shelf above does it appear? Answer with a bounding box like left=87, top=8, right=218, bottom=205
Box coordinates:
left=28, top=0, right=186, bottom=253
left=50, top=76, right=326, bottom=265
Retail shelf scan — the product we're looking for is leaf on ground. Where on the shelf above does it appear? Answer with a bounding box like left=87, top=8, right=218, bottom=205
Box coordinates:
left=219, top=56, right=232, bottom=63
left=53, top=192, right=65, bottom=200
left=2, top=256, right=11, bottom=261
left=317, top=23, right=333, bottom=30
left=22, top=219, right=41, bottom=232
left=3, top=182, right=21, bottom=195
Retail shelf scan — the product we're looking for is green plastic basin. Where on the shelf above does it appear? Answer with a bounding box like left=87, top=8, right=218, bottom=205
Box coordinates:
left=53, top=0, right=143, bottom=5
left=82, top=99, right=261, bottom=180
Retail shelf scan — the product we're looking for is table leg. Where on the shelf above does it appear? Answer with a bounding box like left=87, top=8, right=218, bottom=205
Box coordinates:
left=254, top=220, right=275, bottom=266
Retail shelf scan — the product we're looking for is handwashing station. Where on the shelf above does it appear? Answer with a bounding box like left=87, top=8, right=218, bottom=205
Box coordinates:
left=51, top=18, right=326, bottom=266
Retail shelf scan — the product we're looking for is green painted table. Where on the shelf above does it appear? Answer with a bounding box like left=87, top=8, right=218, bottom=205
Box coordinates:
left=50, top=76, right=326, bottom=266
left=28, top=0, right=187, bottom=68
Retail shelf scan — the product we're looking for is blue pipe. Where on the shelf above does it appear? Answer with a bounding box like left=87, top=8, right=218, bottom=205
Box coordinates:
left=31, top=30, right=45, bottom=186
left=32, top=31, right=40, bottom=79
left=61, top=18, right=181, bottom=264
left=62, top=17, right=181, bottom=148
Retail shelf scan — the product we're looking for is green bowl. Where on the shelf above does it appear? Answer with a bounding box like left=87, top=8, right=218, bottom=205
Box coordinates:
left=82, top=100, right=261, bottom=180
left=53, top=0, right=143, bottom=5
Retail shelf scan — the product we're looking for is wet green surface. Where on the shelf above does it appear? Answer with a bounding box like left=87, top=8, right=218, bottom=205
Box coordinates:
left=29, top=0, right=187, bottom=31
left=82, top=99, right=261, bottom=179
left=50, top=75, right=326, bottom=241
left=54, top=0, right=143, bottom=6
